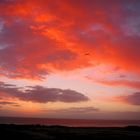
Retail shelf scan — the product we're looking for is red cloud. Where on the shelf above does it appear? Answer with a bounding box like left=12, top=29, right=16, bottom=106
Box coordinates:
left=0, top=0, right=140, bottom=79
left=97, top=80, right=140, bottom=90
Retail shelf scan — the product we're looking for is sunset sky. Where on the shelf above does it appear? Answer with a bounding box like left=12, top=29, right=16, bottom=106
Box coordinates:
left=0, top=0, right=140, bottom=120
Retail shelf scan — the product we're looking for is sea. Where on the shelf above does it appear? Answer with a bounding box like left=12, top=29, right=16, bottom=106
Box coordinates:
left=0, top=117, right=140, bottom=127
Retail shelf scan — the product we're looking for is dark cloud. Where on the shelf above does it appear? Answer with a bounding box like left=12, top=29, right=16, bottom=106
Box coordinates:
left=121, top=92, right=140, bottom=105
left=0, top=82, right=89, bottom=103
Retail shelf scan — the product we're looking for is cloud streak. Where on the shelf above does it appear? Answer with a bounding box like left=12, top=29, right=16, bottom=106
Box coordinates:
left=97, top=80, right=140, bottom=89
left=48, top=107, right=99, bottom=114
left=0, top=101, right=20, bottom=108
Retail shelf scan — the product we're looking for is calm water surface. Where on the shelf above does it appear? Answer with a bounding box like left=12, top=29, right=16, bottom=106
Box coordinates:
left=0, top=117, right=140, bottom=127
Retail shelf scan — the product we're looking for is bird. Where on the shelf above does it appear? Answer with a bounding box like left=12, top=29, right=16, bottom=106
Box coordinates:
left=85, top=53, right=90, bottom=56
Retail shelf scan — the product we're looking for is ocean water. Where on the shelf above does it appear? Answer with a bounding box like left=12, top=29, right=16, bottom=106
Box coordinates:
left=0, top=117, right=140, bottom=127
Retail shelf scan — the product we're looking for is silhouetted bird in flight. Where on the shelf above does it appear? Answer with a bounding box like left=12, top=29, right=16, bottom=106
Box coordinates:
left=85, top=53, right=90, bottom=55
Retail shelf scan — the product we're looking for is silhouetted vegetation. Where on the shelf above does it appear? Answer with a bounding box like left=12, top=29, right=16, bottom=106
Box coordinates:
left=0, top=124, right=140, bottom=140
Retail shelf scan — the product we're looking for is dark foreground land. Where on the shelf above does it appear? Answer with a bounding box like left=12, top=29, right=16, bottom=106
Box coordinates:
left=0, top=124, right=140, bottom=140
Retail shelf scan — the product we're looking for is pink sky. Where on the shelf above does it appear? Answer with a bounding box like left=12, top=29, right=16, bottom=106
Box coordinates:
left=0, top=0, right=140, bottom=120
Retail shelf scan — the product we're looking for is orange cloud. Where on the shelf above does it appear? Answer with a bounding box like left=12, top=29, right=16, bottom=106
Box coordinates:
left=0, top=0, right=140, bottom=80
